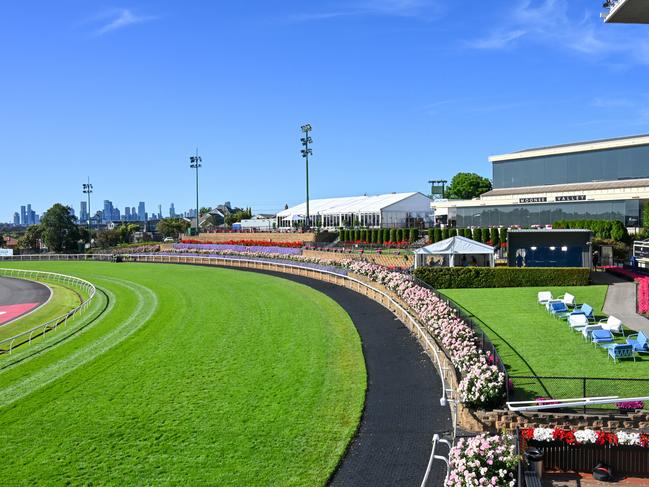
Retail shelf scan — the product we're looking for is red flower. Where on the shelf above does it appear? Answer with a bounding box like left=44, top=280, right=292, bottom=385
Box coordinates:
left=521, top=428, right=534, bottom=440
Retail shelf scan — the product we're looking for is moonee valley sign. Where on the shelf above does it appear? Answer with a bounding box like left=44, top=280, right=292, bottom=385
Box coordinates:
left=519, top=195, right=586, bottom=204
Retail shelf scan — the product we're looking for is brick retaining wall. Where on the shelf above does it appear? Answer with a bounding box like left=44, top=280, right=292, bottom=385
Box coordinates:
left=181, top=232, right=316, bottom=243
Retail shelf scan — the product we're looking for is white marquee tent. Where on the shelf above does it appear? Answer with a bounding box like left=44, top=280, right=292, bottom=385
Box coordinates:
left=414, top=236, right=496, bottom=268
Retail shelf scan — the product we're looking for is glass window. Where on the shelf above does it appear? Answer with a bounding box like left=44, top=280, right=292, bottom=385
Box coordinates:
left=493, top=145, right=649, bottom=188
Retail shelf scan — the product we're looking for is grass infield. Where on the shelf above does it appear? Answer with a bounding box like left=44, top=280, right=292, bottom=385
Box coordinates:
left=0, top=262, right=366, bottom=486
left=440, top=285, right=649, bottom=400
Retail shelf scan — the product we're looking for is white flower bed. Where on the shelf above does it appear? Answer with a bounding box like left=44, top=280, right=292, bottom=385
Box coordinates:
left=445, top=434, right=518, bottom=487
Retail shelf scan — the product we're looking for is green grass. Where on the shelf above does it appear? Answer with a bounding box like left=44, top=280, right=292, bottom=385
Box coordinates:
left=0, top=262, right=366, bottom=486
left=440, top=285, right=649, bottom=401
left=0, top=281, right=81, bottom=342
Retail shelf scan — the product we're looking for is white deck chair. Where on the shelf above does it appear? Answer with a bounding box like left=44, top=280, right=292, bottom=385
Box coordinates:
left=538, top=291, right=553, bottom=305
left=600, top=316, right=624, bottom=336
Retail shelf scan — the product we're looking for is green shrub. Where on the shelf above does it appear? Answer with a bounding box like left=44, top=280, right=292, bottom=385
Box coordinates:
left=354, top=229, right=360, bottom=241
left=378, top=228, right=385, bottom=244
left=383, top=228, right=390, bottom=243
left=389, top=228, right=396, bottom=243
left=499, top=228, right=508, bottom=246
left=409, top=228, right=418, bottom=242
left=472, top=228, right=482, bottom=242
left=449, top=228, right=457, bottom=237
left=427, top=228, right=434, bottom=243
left=441, top=228, right=449, bottom=240
left=433, top=228, right=442, bottom=243
left=481, top=228, right=490, bottom=243
left=413, top=267, right=591, bottom=289
left=490, top=228, right=499, bottom=247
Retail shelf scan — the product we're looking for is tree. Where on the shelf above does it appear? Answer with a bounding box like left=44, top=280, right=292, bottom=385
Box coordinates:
left=95, top=228, right=122, bottom=248
left=157, top=218, right=190, bottom=238
left=490, top=227, right=499, bottom=246
left=18, top=225, right=42, bottom=251
left=499, top=228, right=508, bottom=247
left=118, top=223, right=140, bottom=244
left=446, top=173, right=492, bottom=200
left=644, top=201, right=649, bottom=230
left=225, top=208, right=253, bottom=226
left=199, top=207, right=213, bottom=216
left=39, top=204, right=80, bottom=252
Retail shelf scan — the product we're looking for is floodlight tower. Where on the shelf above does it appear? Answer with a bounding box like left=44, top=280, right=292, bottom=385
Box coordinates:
left=300, top=124, right=313, bottom=229
left=82, top=178, right=93, bottom=236
left=189, top=150, right=202, bottom=235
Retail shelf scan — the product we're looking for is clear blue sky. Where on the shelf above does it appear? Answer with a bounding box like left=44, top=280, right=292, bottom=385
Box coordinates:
left=2, top=0, right=649, bottom=220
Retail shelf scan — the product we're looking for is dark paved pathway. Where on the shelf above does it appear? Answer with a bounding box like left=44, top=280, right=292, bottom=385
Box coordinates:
left=0, top=276, right=51, bottom=325
left=241, top=269, right=452, bottom=487
left=591, top=271, right=649, bottom=335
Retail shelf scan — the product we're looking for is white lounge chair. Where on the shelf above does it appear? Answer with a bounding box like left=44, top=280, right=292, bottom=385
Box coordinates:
left=559, top=293, right=576, bottom=308
left=538, top=291, right=553, bottom=305
left=600, top=316, right=624, bottom=336
left=568, top=313, right=589, bottom=330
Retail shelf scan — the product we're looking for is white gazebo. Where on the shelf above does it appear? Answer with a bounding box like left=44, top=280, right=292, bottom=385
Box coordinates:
left=414, top=236, right=496, bottom=268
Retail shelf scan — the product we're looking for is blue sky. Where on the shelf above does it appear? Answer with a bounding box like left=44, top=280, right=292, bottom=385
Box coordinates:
left=2, top=0, right=649, bottom=220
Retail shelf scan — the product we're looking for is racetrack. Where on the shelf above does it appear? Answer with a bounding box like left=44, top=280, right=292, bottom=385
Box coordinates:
left=0, top=276, right=51, bottom=326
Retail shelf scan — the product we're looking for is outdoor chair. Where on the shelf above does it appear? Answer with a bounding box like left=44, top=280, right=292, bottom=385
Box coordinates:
left=607, top=344, right=636, bottom=363
left=599, top=316, right=624, bottom=336
left=568, top=303, right=595, bottom=322
left=549, top=301, right=570, bottom=319
left=558, top=292, right=577, bottom=308
left=591, top=329, right=614, bottom=346
left=538, top=291, right=553, bottom=305
left=581, top=324, right=603, bottom=340
left=626, top=331, right=649, bottom=353
left=567, top=313, right=588, bottom=330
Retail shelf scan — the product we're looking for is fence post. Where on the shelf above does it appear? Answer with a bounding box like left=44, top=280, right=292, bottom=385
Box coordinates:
left=583, top=378, right=587, bottom=413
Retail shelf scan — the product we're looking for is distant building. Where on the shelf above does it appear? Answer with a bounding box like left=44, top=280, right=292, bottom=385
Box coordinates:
left=26, top=204, right=34, bottom=225
left=103, top=200, right=113, bottom=223
left=13, top=212, right=19, bottom=225
left=20, top=205, right=26, bottom=225
left=138, top=202, right=146, bottom=221
left=277, top=192, right=434, bottom=229
left=80, top=201, right=88, bottom=223
left=169, top=203, right=176, bottom=218
left=125, top=207, right=131, bottom=220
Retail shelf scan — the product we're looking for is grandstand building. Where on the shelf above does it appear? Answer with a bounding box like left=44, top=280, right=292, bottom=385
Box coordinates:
left=277, top=192, right=433, bottom=229
left=432, top=134, right=649, bottom=229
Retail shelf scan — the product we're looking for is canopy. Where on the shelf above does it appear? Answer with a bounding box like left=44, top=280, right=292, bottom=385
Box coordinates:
left=414, top=236, right=496, bottom=268
left=282, top=214, right=304, bottom=222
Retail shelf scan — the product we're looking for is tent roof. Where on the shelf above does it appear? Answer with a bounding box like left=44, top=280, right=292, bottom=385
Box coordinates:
left=276, top=192, right=428, bottom=217
left=415, top=236, right=495, bottom=255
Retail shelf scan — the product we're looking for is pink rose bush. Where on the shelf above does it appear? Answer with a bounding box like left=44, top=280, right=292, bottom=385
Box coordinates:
left=445, top=434, right=518, bottom=487
left=521, top=427, right=649, bottom=448
left=346, top=261, right=505, bottom=409
left=605, top=267, right=649, bottom=314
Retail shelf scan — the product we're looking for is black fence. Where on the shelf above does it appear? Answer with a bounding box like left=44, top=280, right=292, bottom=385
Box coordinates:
left=509, top=375, right=649, bottom=410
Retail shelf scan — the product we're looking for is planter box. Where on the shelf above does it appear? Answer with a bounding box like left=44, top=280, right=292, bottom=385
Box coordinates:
left=527, top=440, right=649, bottom=477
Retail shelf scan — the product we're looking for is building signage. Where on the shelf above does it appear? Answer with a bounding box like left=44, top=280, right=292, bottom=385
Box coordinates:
left=0, top=249, right=13, bottom=257
left=519, top=197, right=547, bottom=204
left=555, top=195, right=586, bottom=202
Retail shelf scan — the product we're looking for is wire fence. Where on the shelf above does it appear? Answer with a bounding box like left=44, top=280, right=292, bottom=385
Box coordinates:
left=0, top=268, right=96, bottom=353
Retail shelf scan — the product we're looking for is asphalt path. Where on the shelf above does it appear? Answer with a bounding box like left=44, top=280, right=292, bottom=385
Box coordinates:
left=231, top=268, right=452, bottom=486
left=0, top=277, right=51, bottom=325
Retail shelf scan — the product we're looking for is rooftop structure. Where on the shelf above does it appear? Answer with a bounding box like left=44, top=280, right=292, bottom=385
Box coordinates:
left=603, top=0, right=649, bottom=24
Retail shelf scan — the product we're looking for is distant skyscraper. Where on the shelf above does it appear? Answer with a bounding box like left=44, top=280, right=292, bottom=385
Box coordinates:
left=157, top=204, right=162, bottom=219
left=103, top=200, right=114, bottom=223
left=13, top=212, right=19, bottom=225
left=169, top=203, right=176, bottom=218
left=130, top=207, right=136, bottom=221
left=20, top=205, right=26, bottom=225
left=26, top=204, right=33, bottom=225
left=125, top=207, right=131, bottom=220
left=112, top=208, right=120, bottom=221
left=138, top=202, right=146, bottom=221
left=80, top=201, right=88, bottom=223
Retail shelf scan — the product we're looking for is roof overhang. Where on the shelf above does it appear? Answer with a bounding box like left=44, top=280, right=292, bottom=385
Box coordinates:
left=604, top=0, right=649, bottom=24
left=490, top=134, right=649, bottom=163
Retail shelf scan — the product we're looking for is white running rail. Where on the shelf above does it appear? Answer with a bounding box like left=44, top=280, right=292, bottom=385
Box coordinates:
left=0, top=268, right=96, bottom=353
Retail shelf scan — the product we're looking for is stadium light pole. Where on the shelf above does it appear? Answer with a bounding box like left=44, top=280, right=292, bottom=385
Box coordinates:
left=300, top=124, right=313, bottom=229
left=82, top=178, right=93, bottom=238
left=190, top=150, right=202, bottom=235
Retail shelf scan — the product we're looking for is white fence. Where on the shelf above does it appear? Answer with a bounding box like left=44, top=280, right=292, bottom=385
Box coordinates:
left=0, top=268, right=97, bottom=353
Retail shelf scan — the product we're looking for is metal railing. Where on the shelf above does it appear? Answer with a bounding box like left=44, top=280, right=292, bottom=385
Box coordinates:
left=0, top=268, right=97, bottom=353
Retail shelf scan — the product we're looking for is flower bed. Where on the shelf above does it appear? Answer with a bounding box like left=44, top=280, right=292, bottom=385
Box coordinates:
left=174, top=243, right=302, bottom=255
left=180, top=239, right=303, bottom=248
left=445, top=434, right=518, bottom=487
left=521, top=427, right=649, bottom=447
left=605, top=267, right=649, bottom=314
left=346, top=261, right=505, bottom=409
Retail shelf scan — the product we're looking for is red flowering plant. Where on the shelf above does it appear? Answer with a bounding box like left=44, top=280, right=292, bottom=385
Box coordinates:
left=180, top=239, right=303, bottom=248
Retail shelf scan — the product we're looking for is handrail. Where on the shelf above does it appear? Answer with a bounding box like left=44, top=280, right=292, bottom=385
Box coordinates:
left=0, top=267, right=97, bottom=353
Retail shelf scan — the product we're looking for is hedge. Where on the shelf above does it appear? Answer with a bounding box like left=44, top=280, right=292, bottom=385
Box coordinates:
left=553, top=219, right=629, bottom=242
left=414, top=267, right=591, bottom=289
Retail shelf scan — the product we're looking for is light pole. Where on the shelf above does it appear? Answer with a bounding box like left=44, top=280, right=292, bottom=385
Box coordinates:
left=82, top=178, right=93, bottom=238
left=190, top=150, right=202, bottom=235
left=301, top=124, right=313, bottom=229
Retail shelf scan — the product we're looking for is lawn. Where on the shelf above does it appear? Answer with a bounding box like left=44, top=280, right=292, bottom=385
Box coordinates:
left=0, top=261, right=366, bottom=486
left=440, top=285, right=649, bottom=401
left=0, top=281, right=81, bottom=342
